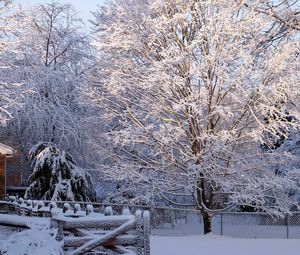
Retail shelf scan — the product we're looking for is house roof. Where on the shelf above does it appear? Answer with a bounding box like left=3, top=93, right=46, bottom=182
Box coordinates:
left=0, top=143, right=15, bottom=157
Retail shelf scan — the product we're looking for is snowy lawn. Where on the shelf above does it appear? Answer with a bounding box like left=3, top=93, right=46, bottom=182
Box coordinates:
left=1, top=229, right=299, bottom=255
left=0, top=228, right=63, bottom=255
left=150, top=234, right=300, bottom=255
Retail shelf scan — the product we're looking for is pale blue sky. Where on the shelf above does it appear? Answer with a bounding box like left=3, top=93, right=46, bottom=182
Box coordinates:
left=14, top=0, right=105, bottom=22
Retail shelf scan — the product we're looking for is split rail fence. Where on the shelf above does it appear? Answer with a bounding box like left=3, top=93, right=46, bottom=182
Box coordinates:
left=0, top=196, right=150, bottom=254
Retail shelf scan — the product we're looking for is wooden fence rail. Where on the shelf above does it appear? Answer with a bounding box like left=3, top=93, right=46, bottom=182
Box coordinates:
left=0, top=196, right=150, bottom=255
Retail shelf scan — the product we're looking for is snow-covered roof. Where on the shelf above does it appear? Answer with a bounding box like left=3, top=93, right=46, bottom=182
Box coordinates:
left=0, top=143, right=15, bottom=156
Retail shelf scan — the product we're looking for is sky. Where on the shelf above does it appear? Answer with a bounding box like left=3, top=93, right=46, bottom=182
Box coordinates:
left=14, top=0, right=105, bottom=23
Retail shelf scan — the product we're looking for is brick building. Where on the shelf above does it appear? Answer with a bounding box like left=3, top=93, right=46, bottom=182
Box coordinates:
left=0, top=143, right=15, bottom=199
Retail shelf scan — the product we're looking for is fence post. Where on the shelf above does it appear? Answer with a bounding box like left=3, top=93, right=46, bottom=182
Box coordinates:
left=86, top=204, right=94, bottom=216
left=37, top=201, right=44, bottom=217
left=135, top=210, right=143, bottom=255
left=63, top=203, right=70, bottom=214
left=220, top=213, right=223, bottom=236
left=32, top=201, right=38, bottom=217
left=19, top=198, right=26, bottom=216
left=74, top=203, right=81, bottom=215
left=286, top=214, right=289, bottom=239
left=104, top=206, right=113, bottom=216
left=4, top=196, right=9, bottom=212
left=143, top=211, right=150, bottom=255
left=51, top=208, right=64, bottom=242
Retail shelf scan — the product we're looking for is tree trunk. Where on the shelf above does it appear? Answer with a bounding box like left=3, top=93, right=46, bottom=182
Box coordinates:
left=195, top=176, right=213, bottom=234
left=196, top=197, right=212, bottom=234
left=202, top=210, right=212, bottom=235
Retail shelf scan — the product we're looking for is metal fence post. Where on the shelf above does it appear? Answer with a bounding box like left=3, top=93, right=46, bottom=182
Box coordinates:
left=220, top=213, right=223, bottom=236
left=286, top=214, right=289, bottom=239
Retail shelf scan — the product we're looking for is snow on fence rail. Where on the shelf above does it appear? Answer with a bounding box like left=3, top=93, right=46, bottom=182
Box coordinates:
left=1, top=198, right=204, bottom=236
left=54, top=200, right=204, bottom=236
left=75, top=201, right=203, bottom=236
left=0, top=196, right=150, bottom=255
left=2, top=197, right=300, bottom=239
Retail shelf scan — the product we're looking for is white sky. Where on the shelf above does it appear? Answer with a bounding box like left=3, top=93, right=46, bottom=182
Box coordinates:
left=14, top=0, right=105, bottom=22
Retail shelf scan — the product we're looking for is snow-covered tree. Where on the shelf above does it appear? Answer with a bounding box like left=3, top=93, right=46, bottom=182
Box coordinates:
left=4, top=2, right=93, bottom=144
left=0, top=2, right=95, bottom=174
left=89, top=0, right=300, bottom=233
left=0, top=0, right=26, bottom=126
left=275, top=131, right=300, bottom=174
left=25, top=142, right=96, bottom=202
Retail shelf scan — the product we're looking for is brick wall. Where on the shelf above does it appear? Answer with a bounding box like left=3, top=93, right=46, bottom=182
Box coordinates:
left=2, top=142, right=31, bottom=187
left=6, top=150, right=22, bottom=187
left=0, top=155, right=5, bottom=199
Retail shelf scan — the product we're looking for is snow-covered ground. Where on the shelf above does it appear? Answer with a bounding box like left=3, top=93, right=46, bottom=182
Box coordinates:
left=150, top=234, right=299, bottom=255
left=1, top=216, right=299, bottom=255
left=0, top=229, right=63, bottom=255
left=1, top=230, right=299, bottom=255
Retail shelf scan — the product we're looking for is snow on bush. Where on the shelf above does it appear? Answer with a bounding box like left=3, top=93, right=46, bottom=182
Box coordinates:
left=25, top=142, right=96, bottom=202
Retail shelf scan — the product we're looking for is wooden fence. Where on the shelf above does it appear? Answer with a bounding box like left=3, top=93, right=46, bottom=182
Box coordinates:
left=0, top=196, right=150, bottom=255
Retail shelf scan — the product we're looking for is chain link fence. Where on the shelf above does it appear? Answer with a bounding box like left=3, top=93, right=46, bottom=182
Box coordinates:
left=0, top=200, right=204, bottom=239
left=212, top=212, right=300, bottom=239
left=54, top=201, right=204, bottom=236
left=2, top=200, right=300, bottom=239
